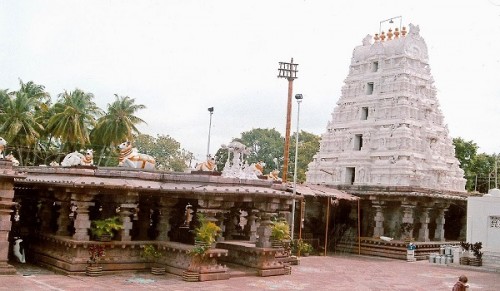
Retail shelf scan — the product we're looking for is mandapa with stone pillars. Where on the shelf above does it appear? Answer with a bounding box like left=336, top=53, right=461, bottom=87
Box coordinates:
left=3, top=165, right=295, bottom=279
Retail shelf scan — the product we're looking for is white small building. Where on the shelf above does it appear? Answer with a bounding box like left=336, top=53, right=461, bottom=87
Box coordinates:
left=467, top=188, right=500, bottom=269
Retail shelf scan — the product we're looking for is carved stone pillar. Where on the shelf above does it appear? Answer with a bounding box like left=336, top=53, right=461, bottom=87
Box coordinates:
left=0, top=160, right=23, bottom=274
left=245, top=209, right=259, bottom=242
left=401, top=203, right=415, bottom=240
left=54, top=191, right=71, bottom=236
left=372, top=202, right=385, bottom=238
left=224, top=208, right=238, bottom=240
left=256, top=211, right=273, bottom=248
left=157, top=198, right=176, bottom=241
left=434, top=207, right=448, bottom=241
left=118, top=203, right=137, bottom=241
left=255, top=201, right=279, bottom=248
left=418, top=207, right=432, bottom=242
left=197, top=197, right=225, bottom=242
left=71, top=193, right=95, bottom=241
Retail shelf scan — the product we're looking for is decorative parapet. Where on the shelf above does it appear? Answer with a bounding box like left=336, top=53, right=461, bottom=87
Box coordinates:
left=217, top=241, right=287, bottom=277
left=31, top=233, right=229, bottom=277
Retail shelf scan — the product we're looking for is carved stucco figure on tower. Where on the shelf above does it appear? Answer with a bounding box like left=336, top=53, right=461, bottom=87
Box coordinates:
left=306, top=23, right=466, bottom=193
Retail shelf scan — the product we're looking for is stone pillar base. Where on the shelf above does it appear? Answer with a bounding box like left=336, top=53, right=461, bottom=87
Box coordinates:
left=0, top=262, right=16, bottom=275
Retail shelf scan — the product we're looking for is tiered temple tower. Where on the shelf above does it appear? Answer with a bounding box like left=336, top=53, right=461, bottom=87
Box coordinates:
left=306, top=24, right=467, bottom=242
left=307, top=24, right=466, bottom=192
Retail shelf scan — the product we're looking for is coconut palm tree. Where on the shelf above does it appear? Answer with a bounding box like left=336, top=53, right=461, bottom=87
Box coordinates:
left=0, top=91, right=44, bottom=165
left=91, top=95, right=146, bottom=165
left=15, top=80, right=52, bottom=165
left=47, top=89, right=102, bottom=152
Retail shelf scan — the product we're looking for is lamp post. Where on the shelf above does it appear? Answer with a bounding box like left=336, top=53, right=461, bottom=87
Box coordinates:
left=206, top=107, right=214, bottom=158
left=291, top=93, right=303, bottom=241
left=277, top=58, right=298, bottom=183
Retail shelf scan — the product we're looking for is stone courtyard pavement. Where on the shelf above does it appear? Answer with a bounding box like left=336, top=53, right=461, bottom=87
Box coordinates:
left=2, top=255, right=499, bottom=291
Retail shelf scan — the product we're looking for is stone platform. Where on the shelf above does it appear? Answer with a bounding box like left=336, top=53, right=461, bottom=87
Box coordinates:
left=336, top=237, right=459, bottom=260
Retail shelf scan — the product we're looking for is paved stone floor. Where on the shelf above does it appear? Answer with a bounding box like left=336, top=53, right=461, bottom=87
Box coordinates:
left=2, top=255, right=499, bottom=291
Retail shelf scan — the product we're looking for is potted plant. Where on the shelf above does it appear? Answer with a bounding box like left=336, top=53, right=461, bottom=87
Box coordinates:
left=86, top=244, right=105, bottom=276
left=270, top=220, right=291, bottom=248
left=193, top=214, right=221, bottom=248
left=141, top=244, right=165, bottom=275
left=90, top=216, right=123, bottom=241
left=296, top=239, right=314, bottom=256
left=184, top=214, right=221, bottom=277
left=459, top=241, right=471, bottom=265
left=470, top=242, right=483, bottom=266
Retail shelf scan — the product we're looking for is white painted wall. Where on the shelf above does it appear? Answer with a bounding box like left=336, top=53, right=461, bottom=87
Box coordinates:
left=467, top=189, right=500, bottom=252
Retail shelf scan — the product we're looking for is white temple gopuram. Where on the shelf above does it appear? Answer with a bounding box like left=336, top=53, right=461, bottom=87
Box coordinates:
left=306, top=24, right=468, bottom=242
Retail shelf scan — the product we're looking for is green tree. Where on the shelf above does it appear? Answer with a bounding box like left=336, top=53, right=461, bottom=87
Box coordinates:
left=0, top=91, right=44, bottom=165
left=214, top=128, right=319, bottom=182
left=470, top=153, right=496, bottom=193
left=16, top=80, right=52, bottom=165
left=47, top=89, right=102, bottom=152
left=134, top=134, right=193, bottom=171
left=290, top=130, right=320, bottom=183
left=91, top=95, right=146, bottom=165
left=453, top=137, right=479, bottom=191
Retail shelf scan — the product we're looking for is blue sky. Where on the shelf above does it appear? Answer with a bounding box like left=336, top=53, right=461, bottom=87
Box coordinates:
left=1, top=0, right=499, bottom=161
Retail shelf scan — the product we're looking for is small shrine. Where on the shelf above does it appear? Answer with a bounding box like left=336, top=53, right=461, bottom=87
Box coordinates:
left=467, top=188, right=500, bottom=269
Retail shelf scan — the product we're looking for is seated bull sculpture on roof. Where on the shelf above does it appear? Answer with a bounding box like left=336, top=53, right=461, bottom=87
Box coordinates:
left=61, top=149, right=94, bottom=167
left=195, top=155, right=216, bottom=171
left=118, top=141, right=155, bottom=170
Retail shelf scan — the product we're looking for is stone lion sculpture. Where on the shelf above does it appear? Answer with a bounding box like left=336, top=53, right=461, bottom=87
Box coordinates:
left=118, top=141, right=155, bottom=170
left=61, top=149, right=94, bottom=167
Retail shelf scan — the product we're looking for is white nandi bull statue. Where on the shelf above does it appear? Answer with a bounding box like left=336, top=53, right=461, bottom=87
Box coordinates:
left=0, top=137, right=7, bottom=159
left=195, top=155, right=216, bottom=171
left=118, top=141, right=155, bottom=170
left=60, top=149, right=94, bottom=167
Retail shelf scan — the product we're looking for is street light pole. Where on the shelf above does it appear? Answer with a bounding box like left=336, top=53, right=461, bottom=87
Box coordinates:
left=277, top=58, right=299, bottom=183
left=207, top=107, right=214, bottom=158
left=291, top=94, right=303, bottom=241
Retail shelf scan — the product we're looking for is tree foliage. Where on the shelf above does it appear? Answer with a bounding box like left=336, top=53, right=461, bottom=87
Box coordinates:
left=214, top=128, right=320, bottom=182
left=0, top=80, right=189, bottom=168
left=134, top=134, right=194, bottom=172
left=453, top=137, right=497, bottom=193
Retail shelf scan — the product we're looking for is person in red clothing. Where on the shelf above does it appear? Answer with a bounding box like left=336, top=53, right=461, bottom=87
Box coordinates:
left=452, top=275, right=469, bottom=291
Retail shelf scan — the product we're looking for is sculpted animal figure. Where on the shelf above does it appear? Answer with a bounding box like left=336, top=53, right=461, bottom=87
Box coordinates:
left=60, top=149, right=94, bottom=167
left=13, top=237, right=25, bottom=263
left=267, top=169, right=282, bottom=182
left=195, top=156, right=216, bottom=171
left=118, top=141, right=155, bottom=170
left=81, top=149, right=94, bottom=166
left=5, top=153, right=20, bottom=166
left=0, top=137, right=7, bottom=159
left=249, top=161, right=265, bottom=175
